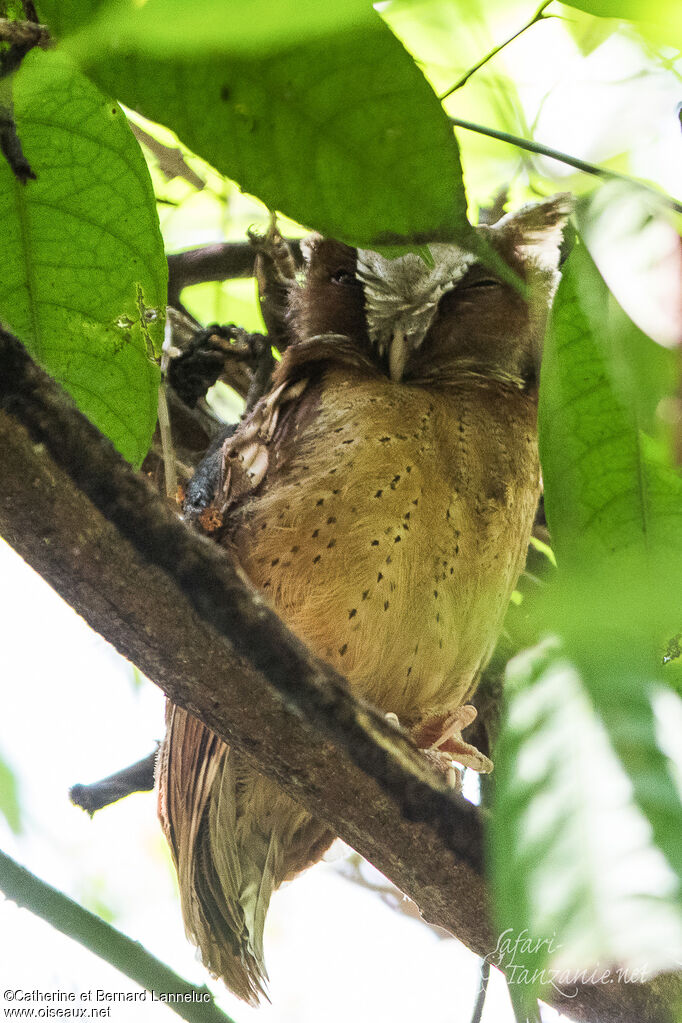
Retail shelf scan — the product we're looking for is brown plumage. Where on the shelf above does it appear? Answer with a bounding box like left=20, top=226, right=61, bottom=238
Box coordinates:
left=157, top=194, right=572, bottom=1003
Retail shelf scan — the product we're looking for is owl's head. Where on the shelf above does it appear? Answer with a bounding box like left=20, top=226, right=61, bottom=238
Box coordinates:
left=291, top=193, right=572, bottom=389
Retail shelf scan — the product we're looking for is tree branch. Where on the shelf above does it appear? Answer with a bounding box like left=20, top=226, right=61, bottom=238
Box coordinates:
left=0, top=850, right=235, bottom=1023
left=1, top=326, right=680, bottom=1023
left=166, top=239, right=303, bottom=306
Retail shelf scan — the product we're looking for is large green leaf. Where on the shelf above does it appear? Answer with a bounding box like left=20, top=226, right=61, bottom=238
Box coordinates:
left=0, top=49, right=165, bottom=467
left=539, top=242, right=682, bottom=585
left=36, top=0, right=468, bottom=247
left=65, top=0, right=378, bottom=56
left=490, top=640, right=682, bottom=1012
left=490, top=239, right=682, bottom=1008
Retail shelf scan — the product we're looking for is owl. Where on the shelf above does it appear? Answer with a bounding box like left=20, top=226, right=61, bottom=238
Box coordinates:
left=157, top=193, right=572, bottom=1003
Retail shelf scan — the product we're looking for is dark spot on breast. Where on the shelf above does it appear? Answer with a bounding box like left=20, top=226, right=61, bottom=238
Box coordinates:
left=379, top=437, right=391, bottom=443
left=349, top=608, right=357, bottom=619
left=327, top=539, right=336, bottom=548
left=313, top=555, right=321, bottom=564
left=291, top=545, right=299, bottom=553
left=407, top=666, right=412, bottom=677
left=371, top=539, right=379, bottom=546
left=327, top=516, right=337, bottom=524
left=384, top=600, right=389, bottom=611
left=316, top=498, right=324, bottom=506
left=406, top=465, right=412, bottom=473
left=375, top=490, right=383, bottom=498
left=385, top=555, right=392, bottom=565
left=391, top=475, right=401, bottom=488
left=434, top=590, right=439, bottom=598
left=377, top=572, right=383, bottom=582
left=362, top=590, right=370, bottom=600
left=312, top=529, right=319, bottom=538
left=271, top=558, right=279, bottom=566
left=394, top=535, right=401, bottom=543
left=342, top=439, right=354, bottom=445
left=339, top=643, right=348, bottom=656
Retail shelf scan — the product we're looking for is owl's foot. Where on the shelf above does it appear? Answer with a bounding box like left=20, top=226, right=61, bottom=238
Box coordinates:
left=412, top=705, right=494, bottom=775
left=384, top=708, right=492, bottom=791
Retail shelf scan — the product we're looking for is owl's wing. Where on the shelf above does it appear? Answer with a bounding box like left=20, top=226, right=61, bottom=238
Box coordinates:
left=211, top=333, right=376, bottom=518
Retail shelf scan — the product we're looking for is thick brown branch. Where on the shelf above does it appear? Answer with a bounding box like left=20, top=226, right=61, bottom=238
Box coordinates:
left=0, top=327, right=679, bottom=1023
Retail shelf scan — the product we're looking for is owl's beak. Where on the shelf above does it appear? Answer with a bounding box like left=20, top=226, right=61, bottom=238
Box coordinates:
left=388, top=328, right=410, bottom=383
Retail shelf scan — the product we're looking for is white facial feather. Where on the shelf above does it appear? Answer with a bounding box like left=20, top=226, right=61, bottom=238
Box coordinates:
left=356, top=244, right=476, bottom=379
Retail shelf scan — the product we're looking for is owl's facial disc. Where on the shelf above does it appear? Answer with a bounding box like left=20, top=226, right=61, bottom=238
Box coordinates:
left=356, top=244, right=476, bottom=381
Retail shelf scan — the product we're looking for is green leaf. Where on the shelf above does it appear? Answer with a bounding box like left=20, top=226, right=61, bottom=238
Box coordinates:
left=539, top=241, right=682, bottom=593
left=490, top=640, right=682, bottom=1007
left=37, top=1, right=468, bottom=247
left=0, top=753, right=22, bottom=835
left=0, top=49, right=166, bottom=467
left=65, top=0, right=378, bottom=57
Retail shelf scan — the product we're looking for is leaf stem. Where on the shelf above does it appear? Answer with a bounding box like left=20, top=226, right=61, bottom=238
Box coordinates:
left=439, top=1, right=552, bottom=100
left=0, top=849, right=236, bottom=1023
left=449, top=116, right=682, bottom=214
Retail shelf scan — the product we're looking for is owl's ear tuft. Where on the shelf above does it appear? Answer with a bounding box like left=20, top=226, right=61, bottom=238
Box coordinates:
left=493, top=193, right=573, bottom=271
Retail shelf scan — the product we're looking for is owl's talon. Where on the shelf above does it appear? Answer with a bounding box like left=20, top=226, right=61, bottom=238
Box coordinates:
left=413, top=705, right=493, bottom=775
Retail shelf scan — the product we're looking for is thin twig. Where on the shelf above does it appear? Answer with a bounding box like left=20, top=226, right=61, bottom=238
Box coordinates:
left=449, top=116, right=682, bottom=214
left=0, top=850, right=235, bottom=1023
left=440, top=1, right=552, bottom=99
left=70, top=750, right=157, bottom=814
left=470, top=958, right=491, bottom=1023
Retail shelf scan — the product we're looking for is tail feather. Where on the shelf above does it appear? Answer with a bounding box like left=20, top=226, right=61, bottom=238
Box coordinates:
left=158, top=705, right=334, bottom=1005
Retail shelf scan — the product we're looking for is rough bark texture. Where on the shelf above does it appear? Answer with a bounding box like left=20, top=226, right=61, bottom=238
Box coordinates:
left=1, top=328, right=680, bottom=1023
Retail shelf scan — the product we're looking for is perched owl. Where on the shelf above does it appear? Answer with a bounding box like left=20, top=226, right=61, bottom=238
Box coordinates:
left=157, top=194, right=572, bottom=1003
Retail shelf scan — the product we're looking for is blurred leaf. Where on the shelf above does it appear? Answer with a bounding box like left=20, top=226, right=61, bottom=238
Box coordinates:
left=580, top=183, right=682, bottom=349
left=64, top=0, right=378, bottom=57
left=490, top=640, right=682, bottom=1010
left=36, top=1, right=469, bottom=247
left=558, top=0, right=682, bottom=44
left=0, top=50, right=165, bottom=467
left=0, top=753, right=22, bottom=835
